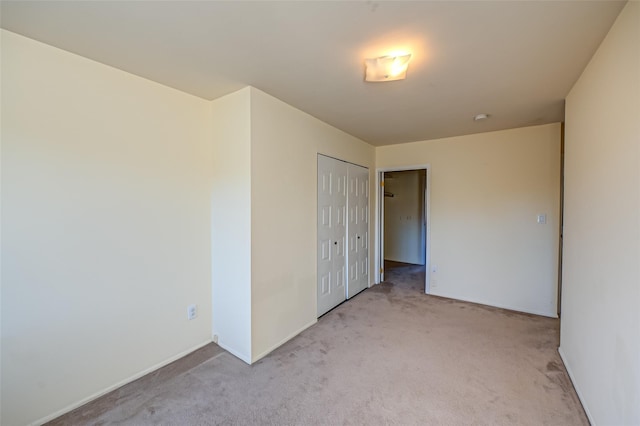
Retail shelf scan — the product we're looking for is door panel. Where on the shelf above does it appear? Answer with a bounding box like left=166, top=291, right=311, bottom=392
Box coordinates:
left=347, top=164, right=369, bottom=298
left=320, top=273, right=330, bottom=295
left=317, top=155, right=347, bottom=316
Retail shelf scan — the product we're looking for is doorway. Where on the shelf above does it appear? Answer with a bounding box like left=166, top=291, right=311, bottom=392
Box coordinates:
left=377, top=166, right=430, bottom=293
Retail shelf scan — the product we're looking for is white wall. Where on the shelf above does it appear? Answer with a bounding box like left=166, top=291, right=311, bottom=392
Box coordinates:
left=249, top=88, right=375, bottom=361
left=560, top=2, right=640, bottom=425
left=1, top=30, right=213, bottom=426
left=210, top=88, right=252, bottom=363
left=0, top=34, right=374, bottom=422
left=207, top=87, right=375, bottom=364
left=377, top=124, right=561, bottom=317
left=384, top=170, right=425, bottom=265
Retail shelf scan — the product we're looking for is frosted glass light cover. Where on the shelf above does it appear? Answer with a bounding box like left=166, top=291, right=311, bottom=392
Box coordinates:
left=365, top=54, right=411, bottom=82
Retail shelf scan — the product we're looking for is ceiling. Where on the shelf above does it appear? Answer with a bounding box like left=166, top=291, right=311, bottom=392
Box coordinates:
left=0, top=1, right=626, bottom=146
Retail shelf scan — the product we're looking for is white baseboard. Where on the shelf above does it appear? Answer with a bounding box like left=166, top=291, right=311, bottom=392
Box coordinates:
left=217, top=340, right=251, bottom=365
left=33, top=340, right=213, bottom=426
left=558, top=346, right=595, bottom=425
left=430, top=291, right=558, bottom=318
left=251, top=319, right=317, bottom=363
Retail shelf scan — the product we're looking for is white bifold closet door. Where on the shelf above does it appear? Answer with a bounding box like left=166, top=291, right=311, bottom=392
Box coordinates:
left=317, top=155, right=369, bottom=317
left=347, top=164, right=369, bottom=298
left=317, top=155, right=347, bottom=317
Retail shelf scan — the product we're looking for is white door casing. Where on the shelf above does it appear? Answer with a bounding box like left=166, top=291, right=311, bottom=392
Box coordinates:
left=379, top=173, right=385, bottom=282
left=375, top=165, right=431, bottom=293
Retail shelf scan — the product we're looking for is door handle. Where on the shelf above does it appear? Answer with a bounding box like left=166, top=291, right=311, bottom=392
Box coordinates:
left=334, top=241, right=338, bottom=245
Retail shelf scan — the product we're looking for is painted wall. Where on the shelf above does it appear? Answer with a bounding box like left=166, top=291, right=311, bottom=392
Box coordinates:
left=384, top=170, right=425, bottom=265
left=560, top=2, right=640, bottom=424
left=377, top=123, right=561, bottom=317
left=1, top=30, right=213, bottom=425
left=249, top=88, right=375, bottom=361
left=205, top=87, right=376, bottom=364
left=210, top=88, right=252, bottom=363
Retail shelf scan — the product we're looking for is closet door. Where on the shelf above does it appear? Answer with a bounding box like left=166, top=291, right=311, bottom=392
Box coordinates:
left=347, top=164, right=369, bottom=298
left=317, top=155, right=347, bottom=316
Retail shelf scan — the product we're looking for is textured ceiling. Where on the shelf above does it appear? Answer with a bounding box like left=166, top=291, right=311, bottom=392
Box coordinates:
left=0, top=1, right=626, bottom=146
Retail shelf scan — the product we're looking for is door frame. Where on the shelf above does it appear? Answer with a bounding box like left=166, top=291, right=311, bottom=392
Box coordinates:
left=375, top=164, right=431, bottom=294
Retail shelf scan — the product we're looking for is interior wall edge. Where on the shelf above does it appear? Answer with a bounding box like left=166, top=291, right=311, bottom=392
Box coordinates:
left=559, top=2, right=640, bottom=423
left=210, top=86, right=253, bottom=368
left=558, top=347, right=595, bottom=426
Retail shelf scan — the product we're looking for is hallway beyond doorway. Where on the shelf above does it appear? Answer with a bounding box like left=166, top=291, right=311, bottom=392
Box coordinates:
left=383, top=260, right=426, bottom=293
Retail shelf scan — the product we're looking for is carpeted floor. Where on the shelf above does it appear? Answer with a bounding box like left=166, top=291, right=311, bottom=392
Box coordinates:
left=49, top=262, right=588, bottom=425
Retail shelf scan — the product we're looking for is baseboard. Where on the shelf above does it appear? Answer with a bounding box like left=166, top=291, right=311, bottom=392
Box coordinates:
left=558, top=346, right=596, bottom=425
left=430, top=291, right=558, bottom=318
left=217, top=340, right=252, bottom=365
left=251, top=319, right=317, bottom=363
left=33, top=339, right=213, bottom=426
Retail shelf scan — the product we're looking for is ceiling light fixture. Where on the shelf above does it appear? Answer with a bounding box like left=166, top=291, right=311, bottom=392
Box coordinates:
left=474, top=113, right=490, bottom=121
left=364, top=53, right=412, bottom=82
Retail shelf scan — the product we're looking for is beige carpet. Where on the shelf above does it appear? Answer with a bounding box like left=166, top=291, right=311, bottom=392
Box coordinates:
left=50, top=262, right=588, bottom=425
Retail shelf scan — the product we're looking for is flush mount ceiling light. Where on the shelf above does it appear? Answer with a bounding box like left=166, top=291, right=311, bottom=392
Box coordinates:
left=364, top=53, right=412, bottom=82
left=474, top=113, right=490, bottom=121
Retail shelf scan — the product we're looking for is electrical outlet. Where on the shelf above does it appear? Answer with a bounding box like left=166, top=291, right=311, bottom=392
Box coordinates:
left=432, top=264, right=438, bottom=273
left=187, top=304, right=197, bottom=320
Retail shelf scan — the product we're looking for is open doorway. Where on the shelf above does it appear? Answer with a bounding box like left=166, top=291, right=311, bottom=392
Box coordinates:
left=377, top=167, right=430, bottom=293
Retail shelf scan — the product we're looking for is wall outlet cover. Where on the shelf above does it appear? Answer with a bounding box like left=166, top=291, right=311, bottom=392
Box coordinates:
left=187, top=304, right=197, bottom=320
